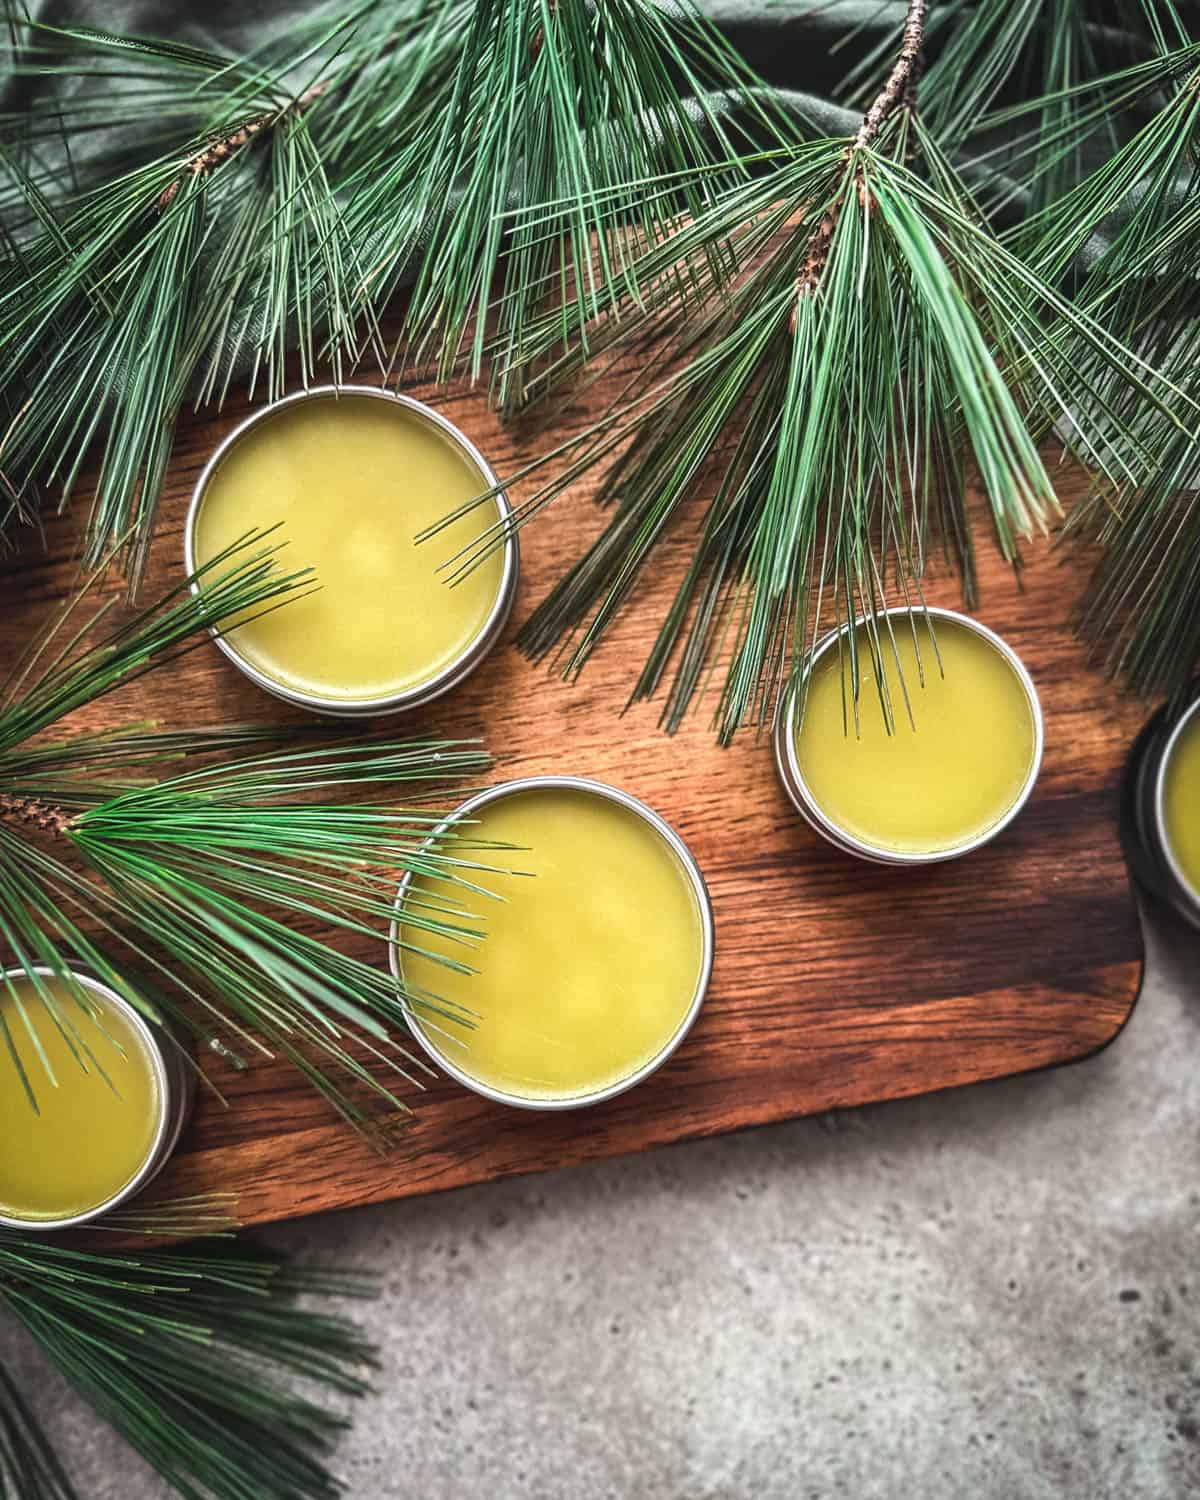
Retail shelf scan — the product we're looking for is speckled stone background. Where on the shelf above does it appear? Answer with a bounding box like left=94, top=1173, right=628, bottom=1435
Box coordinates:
left=4, top=903, right=1198, bottom=1499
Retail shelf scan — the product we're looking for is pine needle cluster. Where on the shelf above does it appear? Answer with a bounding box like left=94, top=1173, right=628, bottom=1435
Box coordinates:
left=0, top=0, right=787, bottom=575
left=0, top=533, right=498, bottom=1127
left=433, top=0, right=1194, bottom=736
left=0, top=1231, right=379, bottom=1500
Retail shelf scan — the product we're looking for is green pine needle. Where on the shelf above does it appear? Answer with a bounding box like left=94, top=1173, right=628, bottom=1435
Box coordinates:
left=0, top=1364, right=80, bottom=1500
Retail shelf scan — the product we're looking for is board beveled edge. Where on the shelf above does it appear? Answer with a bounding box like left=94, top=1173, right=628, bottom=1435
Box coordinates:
left=96, top=946, right=1146, bottom=1248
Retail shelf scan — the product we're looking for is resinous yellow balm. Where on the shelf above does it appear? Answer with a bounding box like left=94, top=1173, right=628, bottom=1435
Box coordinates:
left=189, top=389, right=514, bottom=711
left=0, top=973, right=163, bottom=1226
left=395, top=782, right=713, bottom=1107
left=780, top=610, right=1042, bottom=862
left=1161, top=706, right=1200, bottom=901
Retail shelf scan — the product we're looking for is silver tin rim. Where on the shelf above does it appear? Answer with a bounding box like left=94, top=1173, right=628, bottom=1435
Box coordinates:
left=0, top=967, right=193, bottom=1231
left=184, top=385, right=520, bottom=718
left=388, top=776, right=715, bottom=1111
left=773, top=607, right=1045, bottom=866
left=1153, top=693, right=1200, bottom=909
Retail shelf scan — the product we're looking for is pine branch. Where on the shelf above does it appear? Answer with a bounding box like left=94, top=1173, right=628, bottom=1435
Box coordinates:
left=0, top=0, right=785, bottom=576
left=839, top=0, right=1184, bottom=213
left=0, top=1231, right=377, bottom=1500
left=0, top=1366, right=80, bottom=1500
left=157, top=81, right=331, bottom=210
left=0, top=795, right=72, bottom=836
left=351, top=0, right=790, bottom=405
left=1008, top=37, right=1200, bottom=696
left=0, top=537, right=496, bottom=1127
left=428, top=20, right=1183, bottom=740
left=853, top=0, right=926, bottom=150
left=791, top=0, right=925, bottom=311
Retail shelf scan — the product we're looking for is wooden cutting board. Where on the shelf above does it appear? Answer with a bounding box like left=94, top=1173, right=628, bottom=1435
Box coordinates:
left=2, top=375, right=1147, bottom=1232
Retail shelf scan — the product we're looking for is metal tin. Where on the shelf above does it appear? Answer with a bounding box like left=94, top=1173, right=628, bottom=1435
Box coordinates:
left=0, top=967, right=195, bottom=1232
left=773, top=607, right=1045, bottom=865
left=184, top=385, right=520, bottom=718
left=1122, top=688, right=1200, bottom=929
left=388, top=775, right=715, bottom=1111
left=1155, top=695, right=1200, bottom=918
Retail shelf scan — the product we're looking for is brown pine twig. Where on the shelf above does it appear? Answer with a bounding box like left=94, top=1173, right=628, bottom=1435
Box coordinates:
left=790, top=0, right=927, bottom=326
left=0, top=793, right=73, bottom=836
left=157, top=80, right=330, bottom=210
left=854, top=0, right=927, bottom=151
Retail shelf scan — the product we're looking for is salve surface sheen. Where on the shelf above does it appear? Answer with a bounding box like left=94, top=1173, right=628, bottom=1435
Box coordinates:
left=0, top=977, right=159, bottom=1222
left=194, top=395, right=504, bottom=701
left=796, top=619, right=1036, bottom=855
left=401, top=789, right=705, bottom=1102
left=1164, top=712, right=1200, bottom=898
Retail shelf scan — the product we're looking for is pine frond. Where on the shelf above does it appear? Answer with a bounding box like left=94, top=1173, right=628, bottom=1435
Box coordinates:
left=344, top=0, right=788, bottom=406
left=0, top=537, right=494, bottom=1129
left=1011, top=38, right=1200, bottom=696
left=0, top=10, right=410, bottom=575
left=0, top=1366, right=79, bottom=1500
left=429, top=24, right=1183, bottom=739
left=0, top=0, right=784, bottom=576
left=841, top=0, right=1188, bottom=212
left=0, top=185, right=264, bottom=576
left=0, top=1231, right=376, bottom=1500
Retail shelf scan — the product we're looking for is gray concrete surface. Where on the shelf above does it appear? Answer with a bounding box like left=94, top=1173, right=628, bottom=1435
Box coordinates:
left=4, top=904, right=1198, bottom=1499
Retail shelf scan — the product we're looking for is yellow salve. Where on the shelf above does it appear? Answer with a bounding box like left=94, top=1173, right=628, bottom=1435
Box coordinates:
left=795, top=618, right=1037, bottom=856
left=0, top=976, right=160, bottom=1223
left=1163, top=711, right=1200, bottom=899
left=400, top=788, right=706, bottom=1102
left=193, top=393, right=505, bottom=702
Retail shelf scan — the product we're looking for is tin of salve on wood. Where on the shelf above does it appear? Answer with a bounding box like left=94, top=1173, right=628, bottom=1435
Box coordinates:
left=186, top=386, right=518, bottom=716
left=0, top=968, right=194, bottom=1230
left=774, top=607, right=1043, bottom=864
left=390, top=777, right=714, bottom=1110
left=1122, top=689, right=1200, bottom=928
left=1158, top=695, right=1200, bottom=916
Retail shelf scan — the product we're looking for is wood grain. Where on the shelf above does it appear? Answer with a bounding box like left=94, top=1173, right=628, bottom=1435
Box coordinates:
left=0, top=373, right=1147, bottom=1232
